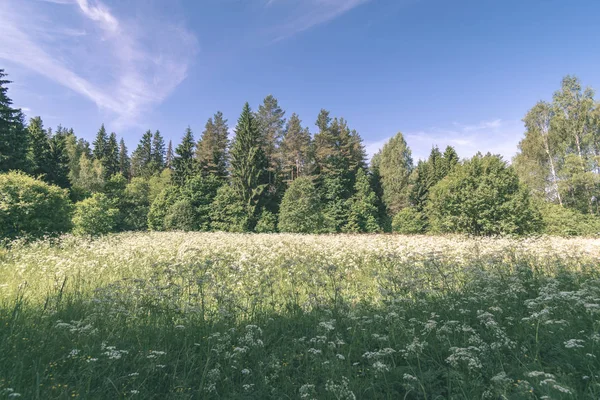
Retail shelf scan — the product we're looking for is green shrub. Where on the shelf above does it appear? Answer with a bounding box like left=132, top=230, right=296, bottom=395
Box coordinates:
left=427, top=153, right=542, bottom=235
left=209, top=185, right=248, bottom=232
left=392, top=207, right=427, bottom=234
left=147, top=186, right=181, bottom=231
left=0, top=171, right=72, bottom=240
left=164, top=199, right=198, bottom=231
left=279, top=177, right=323, bottom=233
left=539, top=202, right=600, bottom=236
left=122, top=177, right=151, bottom=231
left=181, top=175, right=221, bottom=231
left=72, top=193, right=118, bottom=236
left=255, top=209, right=277, bottom=233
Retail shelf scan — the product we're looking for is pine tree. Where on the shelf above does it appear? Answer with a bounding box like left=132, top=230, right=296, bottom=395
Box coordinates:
left=230, top=102, right=268, bottom=229
left=256, top=95, right=286, bottom=180
left=103, top=132, right=120, bottom=179
left=197, top=112, right=230, bottom=178
left=151, top=130, right=166, bottom=173
left=92, top=124, right=109, bottom=161
left=173, top=127, right=196, bottom=185
left=166, top=140, right=174, bottom=170
left=279, top=113, right=312, bottom=182
left=119, top=138, right=130, bottom=178
left=131, top=130, right=153, bottom=178
left=0, top=70, right=30, bottom=173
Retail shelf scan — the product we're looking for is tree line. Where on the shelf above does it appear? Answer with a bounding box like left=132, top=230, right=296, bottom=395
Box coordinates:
left=1, top=68, right=600, bottom=239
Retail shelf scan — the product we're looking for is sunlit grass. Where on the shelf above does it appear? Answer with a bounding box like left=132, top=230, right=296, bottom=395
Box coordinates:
left=1, top=233, right=599, bottom=398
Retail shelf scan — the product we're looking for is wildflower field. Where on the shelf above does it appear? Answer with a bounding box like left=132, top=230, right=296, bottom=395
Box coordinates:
left=0, top=233, right=599, bottom=399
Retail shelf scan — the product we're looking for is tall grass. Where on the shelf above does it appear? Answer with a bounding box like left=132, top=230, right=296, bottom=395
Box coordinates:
left=1, top=233, right=599, bottom=398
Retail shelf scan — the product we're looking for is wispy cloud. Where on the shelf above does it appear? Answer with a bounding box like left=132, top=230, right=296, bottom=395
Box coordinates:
left=265, top=0, right=371, bottom=42
left=365, top=119, right=524, bottom=163
left=0, top=0, right=198, bottom=129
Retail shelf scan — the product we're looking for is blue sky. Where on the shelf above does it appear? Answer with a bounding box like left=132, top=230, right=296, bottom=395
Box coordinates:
left=1, top=0, right=600, bottom=162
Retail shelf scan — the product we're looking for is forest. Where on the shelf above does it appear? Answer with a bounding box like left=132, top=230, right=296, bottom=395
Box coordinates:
left=2, top=68, right=600, bottom=239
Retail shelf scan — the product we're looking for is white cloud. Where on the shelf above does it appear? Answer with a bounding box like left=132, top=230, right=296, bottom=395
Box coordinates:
left=266, top=0, right=370, bottom=42
left=0, top=0, right=198, bottom=129
left=364, top=119, right=524, bottom=163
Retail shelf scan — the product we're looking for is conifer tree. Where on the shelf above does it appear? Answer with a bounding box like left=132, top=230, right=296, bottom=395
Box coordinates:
left=166, top=140, right=174, bottom=170
left=0, top=70, right=30, bottom=173
left=172, top=127, right=196, bottom=185
left=279, top=113, right=312, bottom=182
left=28, top=116, right=51, bottom=179
left=103, top=132, right=120, bottom=179
left=119, top=138, right=130, bottom=178
left=196, top=112, right=229, bottom=178
left=92, top=124, right=109, bottom=161
left=46, top=126, right=71, bottom=188
left=230, top=102, right=268, bottom=229
left=151, top=130, right=166, bottom=172
left=256, top=95, right=286, bottom=179
left=213, top=111, right=230, bottom=176
left=131, top=130, right=153, bottom=178
left=344, top=168, right=381, bottom=233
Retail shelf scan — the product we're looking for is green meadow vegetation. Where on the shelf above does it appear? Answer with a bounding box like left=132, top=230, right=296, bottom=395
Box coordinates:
left=1, top=233, right=600, bottom=398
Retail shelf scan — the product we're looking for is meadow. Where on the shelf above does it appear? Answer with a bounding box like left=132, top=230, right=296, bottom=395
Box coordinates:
left=0, top=233, right=599, bottom=399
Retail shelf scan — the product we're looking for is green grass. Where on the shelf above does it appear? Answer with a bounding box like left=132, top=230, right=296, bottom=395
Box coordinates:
left=0, top=233, right=599, bottom=399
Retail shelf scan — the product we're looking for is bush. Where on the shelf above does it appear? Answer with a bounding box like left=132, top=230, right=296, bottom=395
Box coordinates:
left=164, top=199, right=198, bottom=231
left=0, top=172, right=72, bottom=240
left=122, top=177, right=151, bottom=231
left=72, top=193, right=119, bottom=236
left=392, top=207, right=427, bottom=234
left=427, top=153, right=541, bottom=235
left=539, top=202, right=600, bottom=236
left=209, top=185, right=248, bottom=232
left=279, top=177, right=323, bottom=233
left=147, top=186, right=181, bottom=231
left=181, top=175, right=221, bottom=231
left=255, top=210, right=277, bottom=233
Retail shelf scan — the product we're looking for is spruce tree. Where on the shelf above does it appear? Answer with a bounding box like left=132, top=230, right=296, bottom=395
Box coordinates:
left=92, top=124, right=109, bottom=161
left=28, top=116, right=51, bottom=179
left=131, top=130, right=153, bottom=178
left=119, top=138, right=130, bottom=178
left=151, top=130, right=166, bottom=173
left=0, top=70, right=30, bottom=173
left=103, top=132, right=120, bottom=179
left=166, top=140, right=174, bottom=170
left=213, top=111, right=230, bottom=177
left=173, top=127, right=196, bottom=186
left=344, top=168, right=381, bottom=233
left=46, top=126, right=71, bottom=188
left=230, top=102, right=268, bottom=229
